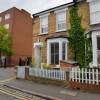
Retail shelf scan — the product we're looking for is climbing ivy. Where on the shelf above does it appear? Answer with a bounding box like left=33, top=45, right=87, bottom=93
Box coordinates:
left=85, top=34, right=92, bottom=67
left=68, top=1, right=92, bottom=67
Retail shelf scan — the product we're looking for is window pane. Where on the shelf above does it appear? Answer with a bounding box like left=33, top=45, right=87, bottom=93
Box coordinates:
left=62, top=43, right=66, bottom=60
left=55, top=43, right=59, bottom=53
left=97, top=37, right=100, bottom=50
left=51, top=54, right=54, bottom=64
left=57, top=12, right=66, bottom=21
left=50, top=43, right=59, bottom=64
left=41, top=17, right=48, bottom=26
left=41, top=16, right=48, bottom=33
left=55, top=54, right=59, bottom=64
left=97, top=37, right=100, bottom=64
left=51, top=43, right=54, bottom=54
left=57, top=22, right=66, bottom=31
left=56, top=12, right=66, bottom=31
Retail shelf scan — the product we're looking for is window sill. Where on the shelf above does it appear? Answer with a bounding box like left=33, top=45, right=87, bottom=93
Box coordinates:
left=56, top=29, right=67, bottom=33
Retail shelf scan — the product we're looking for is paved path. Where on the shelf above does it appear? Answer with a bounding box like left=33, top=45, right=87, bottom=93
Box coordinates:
left=5, top=79, right=100, bottom=100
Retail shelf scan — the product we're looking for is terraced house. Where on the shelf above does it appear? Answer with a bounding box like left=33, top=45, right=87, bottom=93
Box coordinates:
left=32, top=0, right=90, bottom=69
left=88, top=0, right=100, bottom=67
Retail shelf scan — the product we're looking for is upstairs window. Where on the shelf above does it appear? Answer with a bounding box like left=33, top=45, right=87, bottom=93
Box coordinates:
left=5, top=14, right=10, bottom=20
left=0, top=17, right=2, bottom=22
left=40, top=15, right=48, bottom=34
left=56, top=10, right=66, bottom=32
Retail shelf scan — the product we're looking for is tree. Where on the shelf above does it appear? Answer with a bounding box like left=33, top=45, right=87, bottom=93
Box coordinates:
left=0, top=26, right=13, bottom=57
left=68, top=1, right=86, bottom=67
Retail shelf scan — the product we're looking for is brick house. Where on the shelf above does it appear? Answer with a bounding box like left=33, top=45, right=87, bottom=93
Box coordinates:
left=0, top=7, right=32, bottom=66
left=32, top=0, right=90, bottom=69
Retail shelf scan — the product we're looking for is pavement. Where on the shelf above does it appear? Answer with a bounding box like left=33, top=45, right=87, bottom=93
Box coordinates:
left=5, top=79, right=100, bottom=100
left=0, top=68, right=16, bottom=81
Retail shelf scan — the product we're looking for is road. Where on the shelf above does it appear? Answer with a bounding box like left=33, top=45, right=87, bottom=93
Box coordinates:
left=0, top=92, right=18, bottom=100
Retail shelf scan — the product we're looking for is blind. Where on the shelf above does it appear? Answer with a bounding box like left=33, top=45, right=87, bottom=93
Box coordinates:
left=41, top=16, right=48, bottom=26
left=57, top=12, right=66, bottom=22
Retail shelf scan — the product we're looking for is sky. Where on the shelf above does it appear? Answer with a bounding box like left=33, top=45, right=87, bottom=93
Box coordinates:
left=0, top=0, right=72, bottom=15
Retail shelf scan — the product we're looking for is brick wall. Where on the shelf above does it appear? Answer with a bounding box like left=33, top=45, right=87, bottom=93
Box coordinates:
left=11, top=8, right=32, bottom=64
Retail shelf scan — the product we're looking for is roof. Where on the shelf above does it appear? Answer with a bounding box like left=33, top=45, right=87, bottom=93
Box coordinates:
left=33, top=0, right=85, bottom=17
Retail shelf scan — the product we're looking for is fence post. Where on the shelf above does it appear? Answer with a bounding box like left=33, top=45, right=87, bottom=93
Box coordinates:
left=75, top=68, right=77, bottom=82
left=92, top=68, right=95, bottom=84
left=78, top=68, right=80, bottom=82
left=85, top=68, right=87, bottom=84
left=82, top=68, right=84, bottom=83
left=96, top=69, right=99, bottom=85
left=89, top=68, right=91, bottom=84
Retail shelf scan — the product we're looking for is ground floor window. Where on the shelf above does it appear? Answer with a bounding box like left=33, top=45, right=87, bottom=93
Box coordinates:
left=97, top=37, right=100, bottom=64
left=47, top=38, right=68, bottom=65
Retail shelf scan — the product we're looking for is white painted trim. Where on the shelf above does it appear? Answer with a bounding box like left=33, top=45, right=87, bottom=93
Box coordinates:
left=54, top=8, right=67, bottom=14
left=39, top=13, right=50, bottom=18
left=47, top=38, right=68, bottom=65
left=92, top=30, right=100, bottom=67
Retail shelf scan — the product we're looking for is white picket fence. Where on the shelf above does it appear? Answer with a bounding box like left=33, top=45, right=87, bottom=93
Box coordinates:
left=29, top=68, right=66, bottom=80
left=70, top=67, right=100, bottom=85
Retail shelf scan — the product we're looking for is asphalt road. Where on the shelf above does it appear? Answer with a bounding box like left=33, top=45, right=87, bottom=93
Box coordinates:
left=0, top=91, right=18, bottom=100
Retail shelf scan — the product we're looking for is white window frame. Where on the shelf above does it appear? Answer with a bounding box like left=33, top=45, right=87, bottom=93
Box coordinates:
left=40, top=14, right=49, bottom=35
left=5, top=13, right=10, bottom=20
left=92, top=31, right=100, bottom=67
left=87, top=0, right=100, bottom=25
left=4, top=24, right=9, bottom=29
left=55, top=9, right=67, bottom=32
left=47, top=38, right=68, bottom=65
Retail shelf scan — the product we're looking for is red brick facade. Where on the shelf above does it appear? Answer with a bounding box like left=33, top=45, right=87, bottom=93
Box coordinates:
left=0, top=7, right=32, bottom=66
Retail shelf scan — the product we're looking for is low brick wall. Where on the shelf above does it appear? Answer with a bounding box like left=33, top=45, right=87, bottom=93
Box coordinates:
left=69, top=81, right=100, bottom=93
left=60, top=60, right=78, bottom=70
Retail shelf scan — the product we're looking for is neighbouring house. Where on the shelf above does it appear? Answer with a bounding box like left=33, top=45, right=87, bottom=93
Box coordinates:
left=87, top=0, right=100, bottom=67
left=0, top=7, right=33, bottom=66
left=32, top=0, right=90, bottom=69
